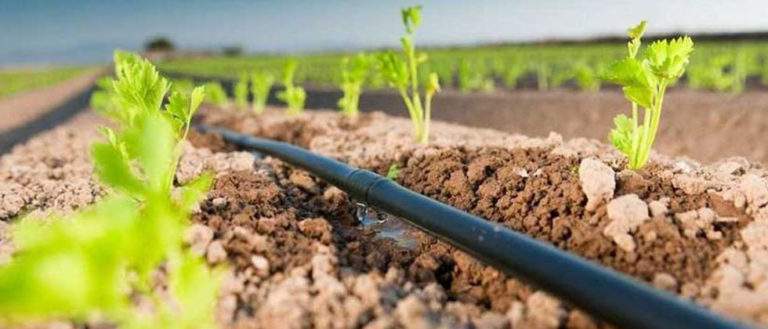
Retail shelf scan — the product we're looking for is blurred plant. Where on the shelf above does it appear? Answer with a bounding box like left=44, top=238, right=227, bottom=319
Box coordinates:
left=251, top=71, right=274, bottom=114
left=386, top=164, right=400, bottom=180
left=502, top=62, right=525, bottom=89
left=687, top=55, right=736, bottom=92
left=276, top=59, right=307, bottom=115
left=603, top=21, right=694, bottom=170
left=574, top=64, right=601, bottom=91
left=172, top=79, right=195, bottom=94
left=204, top=81, right=229, bottom=108
left=457, top=58, right=494, bottom=93
left=535, top=62, right=550, bottom=91
left=234, top=73, right=250, bottom=109
left=0, top=51, right=220, bottom=329
left=337, top=53, right=370, bottom=119
left=378, top=5, right=441, bottom=144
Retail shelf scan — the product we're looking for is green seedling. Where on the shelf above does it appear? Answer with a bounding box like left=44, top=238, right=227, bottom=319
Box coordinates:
left=603, top=21, right=694, bottom=170
left=457, top=59, right=494, bottom=93
left=386, top=164, right=400, bottom=180
left=204, top=81, right=229, bottom=108
left=502, top=62, right=525, bottom=89
left=0, top=51, right=220, bottom=329
left=276, top=59, right=306, bottom=115
left=172, top=79, right=195, bottom=94
left=338, top=53, right=370, bottom=119
left=574, top=64, right=601, bottom=91
left=251, top=71, right=275, bottom=114
left=234, top=73, right=250, bottom=109
left=535, top=63, right=550, bottom=91
left=378, top=5, right=441, bottom=144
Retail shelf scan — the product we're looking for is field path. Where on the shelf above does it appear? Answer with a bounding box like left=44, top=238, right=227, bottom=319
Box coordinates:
left=0, top=67, right=104, bottom=132
left=0, top=67, right=105, bottom=152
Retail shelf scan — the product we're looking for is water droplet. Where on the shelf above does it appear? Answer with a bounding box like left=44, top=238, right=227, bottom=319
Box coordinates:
left=355, top=202, right=368, bottom=224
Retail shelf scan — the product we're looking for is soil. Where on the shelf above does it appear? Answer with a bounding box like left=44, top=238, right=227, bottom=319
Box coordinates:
left=351, top=88, right=768, bottom=165
left=3, top=106, right=768, bottom=328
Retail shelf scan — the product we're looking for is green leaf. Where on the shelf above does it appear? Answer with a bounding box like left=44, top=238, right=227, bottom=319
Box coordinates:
left=425, top=72, right=441, bottom=96
left=622, top=85, right=653, bottom=109
left=627, top=21, right=647, bottom=39
left=166, top=252, right=222, bottom=329
left=401, top=6, right=422, bottom=33
left=377, top=52, right=409, bottom=89
left=112, top=51, right=170, bottom=119
left=609, top=114, right=634, bottom=156
left=122, top=113, right=176, bottom=193
left=204, top=82, right=229, bottom=108
left=178, top=173, right=213, bottom=212
left=92, top=142, right=144, bottom=198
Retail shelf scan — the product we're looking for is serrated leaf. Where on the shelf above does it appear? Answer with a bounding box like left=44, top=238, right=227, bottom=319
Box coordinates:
left=609, top=114, right=634, bottom=155
left=622, top=85, right=653, bottom=109
left=91, top=142, right=144, bottom=198
left=401, top=6, right=422, bottom=33
left=627, top=21, right=647, bottom=39
left=178, top=173, right=213, bottom=212
left=122, top=113, right=176, bottom=193
left=377, top=52, right=409, bottom=89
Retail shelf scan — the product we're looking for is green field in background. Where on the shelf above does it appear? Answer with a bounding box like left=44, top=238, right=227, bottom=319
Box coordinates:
left=0, top=66, right=90, bottom=99
left=159, top=40, right=768, bottom=93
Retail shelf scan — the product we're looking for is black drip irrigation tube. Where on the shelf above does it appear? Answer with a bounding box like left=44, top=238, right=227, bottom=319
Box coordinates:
left=197, top=124, right=751, bottom=329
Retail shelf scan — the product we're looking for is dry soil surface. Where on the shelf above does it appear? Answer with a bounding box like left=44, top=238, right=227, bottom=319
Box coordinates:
left=3, top=107, right=768, bottom=329
left=357, top=88, right=768, bottom=165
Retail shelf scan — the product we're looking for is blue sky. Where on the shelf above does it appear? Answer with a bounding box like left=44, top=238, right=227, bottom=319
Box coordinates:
left=1, top=0, right=768, bottom=66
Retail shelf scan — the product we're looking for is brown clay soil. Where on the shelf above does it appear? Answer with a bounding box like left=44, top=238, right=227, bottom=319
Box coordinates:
left=358, top=88, right=768, bottom=165
left=3, top=106, right=768, bottom=328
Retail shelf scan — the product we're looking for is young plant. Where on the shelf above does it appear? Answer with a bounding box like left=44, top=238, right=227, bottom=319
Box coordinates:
left=337, top=53, right=370, bottom=119
left=276, top=59, right=306, bottom=115
left=0, top=51, right=220, bottom=328
left=251, top=71, right=274, bottom=114
left=386, top=164, right=400, bottom=180
left=574, top=63, right=601, bottom=91
left=457, top=59, right=494, bottom=93
left=603, top=21, right=694, bottom=169
left=234, top=73, right=250, bottom=109
left=378, top=5, right=441, bottom=144
left=502, top=62, right=525, bottom=89
left=535, top=62, right=550, bottom=91
left=204, top=81, right=229, bottom=108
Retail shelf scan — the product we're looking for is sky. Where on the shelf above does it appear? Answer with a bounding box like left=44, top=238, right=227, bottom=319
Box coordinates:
left=2, top=0, right=768, bottom=66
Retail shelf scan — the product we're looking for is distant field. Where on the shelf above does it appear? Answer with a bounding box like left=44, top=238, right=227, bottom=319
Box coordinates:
left=159, top=40, right=768, bottom=93
left=0, top=66, right=90, bottom=98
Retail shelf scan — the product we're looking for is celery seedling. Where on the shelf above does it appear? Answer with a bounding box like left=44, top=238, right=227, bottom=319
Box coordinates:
left=603, top=21, right=693, bottom=169
left=386, top=164, right=400, bottom=180
left=0, top=51, right=220, bottom=328
left=234, top=73, right=249, bottom=109
left=378, top=5, right=441, bottom=144
left=251, top=71, right=274, bottom=114
left=204, top=81, right=229, bottom=108
left=276, top=59, right=306, bottom=115
left=337, top=53, right=370, bottom=119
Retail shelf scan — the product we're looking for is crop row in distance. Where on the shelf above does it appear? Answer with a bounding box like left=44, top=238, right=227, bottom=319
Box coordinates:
left=158, top=38, right=768, bottom=94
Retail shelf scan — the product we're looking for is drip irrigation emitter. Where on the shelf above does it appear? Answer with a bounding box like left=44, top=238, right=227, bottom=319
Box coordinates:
left=197, top=124, right=751, bottom=329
